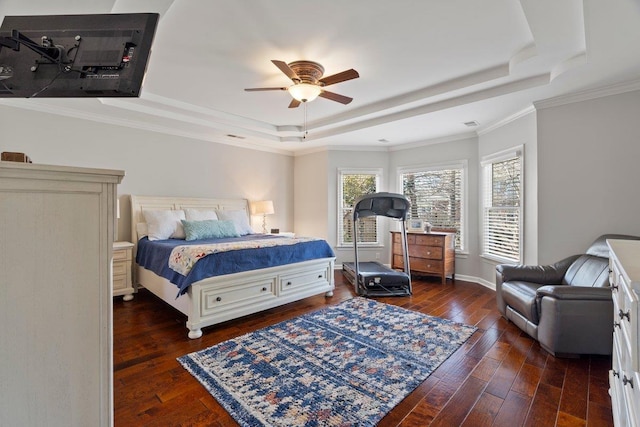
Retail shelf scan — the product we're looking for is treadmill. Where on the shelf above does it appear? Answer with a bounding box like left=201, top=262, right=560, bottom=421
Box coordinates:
left=342, top=192, right=412, bottom=297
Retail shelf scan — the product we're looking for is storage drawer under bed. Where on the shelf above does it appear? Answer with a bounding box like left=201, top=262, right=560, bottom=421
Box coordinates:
left=280, top=267, right=329, bottom=295
left=200, top=277, right=277, bottom=317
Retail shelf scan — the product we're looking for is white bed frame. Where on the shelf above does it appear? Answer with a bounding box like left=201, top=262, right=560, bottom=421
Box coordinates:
left=130, top=195, right=335, bottom=339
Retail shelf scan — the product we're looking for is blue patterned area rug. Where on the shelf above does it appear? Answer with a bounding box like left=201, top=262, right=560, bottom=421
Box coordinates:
left=178, top=297, right=477, bottom=427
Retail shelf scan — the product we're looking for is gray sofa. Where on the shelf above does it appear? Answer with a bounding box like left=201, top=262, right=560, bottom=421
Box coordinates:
left=495, top=234, right=640, bottom=357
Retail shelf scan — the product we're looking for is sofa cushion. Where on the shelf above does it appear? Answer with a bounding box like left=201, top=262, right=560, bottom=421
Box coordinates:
left=501, top=281, right=544, bottom=324
left=562, top=255, right=609, bottom=287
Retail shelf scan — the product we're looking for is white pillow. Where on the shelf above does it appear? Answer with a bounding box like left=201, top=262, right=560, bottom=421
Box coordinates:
left=136, top=222, right=148, bottom=239
left=184, top=209, right=218, bottom=221
left=216, top=209, right=253, bottom=235
left=143, top=209, right=186, bottom=241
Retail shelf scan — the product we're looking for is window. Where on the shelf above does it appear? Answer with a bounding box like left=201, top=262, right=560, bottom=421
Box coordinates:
left=399, top=162, right=466, bottom=251
left=337, top=169, right=381, bottom=246
left=481, top=147, right=523, bottom=263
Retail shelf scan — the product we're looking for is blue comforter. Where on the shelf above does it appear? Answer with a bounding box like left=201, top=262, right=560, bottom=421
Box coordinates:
left=136, top=234, right=335, bottom=296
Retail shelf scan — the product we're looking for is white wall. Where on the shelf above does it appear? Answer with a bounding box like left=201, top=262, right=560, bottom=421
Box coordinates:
left=293, top=150, right=329, bottom=239
left=536, top=90, right=640, bottom=263
left=0, top=105, right=294, bottom=242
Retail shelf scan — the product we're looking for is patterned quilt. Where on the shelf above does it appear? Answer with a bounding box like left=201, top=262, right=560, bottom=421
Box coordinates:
left=169, top=237, right=322, bottom=276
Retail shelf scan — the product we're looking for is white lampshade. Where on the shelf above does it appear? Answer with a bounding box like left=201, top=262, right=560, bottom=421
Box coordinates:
left=288, top=83, right=322, bottom=102
left=251, top=200, right=274, bottom=216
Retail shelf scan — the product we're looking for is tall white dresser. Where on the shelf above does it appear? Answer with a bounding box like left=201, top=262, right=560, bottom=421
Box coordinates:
left=608, top=239, right=640, bottom=427
left=0, top=162, right=123, bottom=427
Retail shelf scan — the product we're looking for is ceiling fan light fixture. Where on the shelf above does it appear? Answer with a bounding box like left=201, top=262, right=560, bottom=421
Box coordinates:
left=288, top=83, right=322, bottom=102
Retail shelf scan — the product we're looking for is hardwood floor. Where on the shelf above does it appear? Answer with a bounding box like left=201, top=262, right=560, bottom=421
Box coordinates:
left=113, top=272, right=614, bottom=426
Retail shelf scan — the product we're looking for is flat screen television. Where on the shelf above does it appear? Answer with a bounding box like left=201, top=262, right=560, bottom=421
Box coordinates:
left=0, top=13, right=159, bottom=98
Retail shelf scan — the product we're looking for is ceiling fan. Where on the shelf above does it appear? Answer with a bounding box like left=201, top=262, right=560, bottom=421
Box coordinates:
left=245, top=60, right=359, bottom=108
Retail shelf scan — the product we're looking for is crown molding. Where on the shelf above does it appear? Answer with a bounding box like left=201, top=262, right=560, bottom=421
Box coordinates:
left=388, top=132, right=478, bottom=152
left=478, top=105, right=536, bottom=135
left=534, top=78, right=640, bottom=110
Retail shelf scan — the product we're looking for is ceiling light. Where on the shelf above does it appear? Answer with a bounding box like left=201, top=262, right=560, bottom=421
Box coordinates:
left=288, top=83, right=322, bottom=102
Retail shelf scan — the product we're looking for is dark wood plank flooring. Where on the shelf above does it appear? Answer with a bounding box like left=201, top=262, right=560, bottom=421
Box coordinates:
left=113, top=273, right=614, bottom=426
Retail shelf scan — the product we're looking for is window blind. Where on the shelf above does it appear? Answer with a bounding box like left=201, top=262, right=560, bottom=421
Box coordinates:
left=400, top=166, right=464, bottom=250
left=338, top=171, right=379, bottom=246
left=482, top=152, right=522, bottom=262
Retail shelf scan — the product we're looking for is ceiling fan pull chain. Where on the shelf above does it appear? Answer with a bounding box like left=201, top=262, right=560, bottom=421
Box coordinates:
left=303, top=102, right=308, bottom=139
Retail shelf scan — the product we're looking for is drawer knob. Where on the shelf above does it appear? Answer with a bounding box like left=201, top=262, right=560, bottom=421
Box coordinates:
left=286, top=281, right=292, bottom=286
left=216, top=296, right=222, bottom=302
left=619, top=309, right=631, bottom=321
left=261, top=287, right=267, bottom=292
left=318, top=274, right=323, bottom=279
left=623, top=375, right=634, bottom=388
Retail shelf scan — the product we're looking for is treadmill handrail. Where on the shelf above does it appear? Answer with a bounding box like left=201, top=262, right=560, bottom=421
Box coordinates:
left=353, top=192, right=410, bottom=220
left=351, top=192, right=412, bottom=295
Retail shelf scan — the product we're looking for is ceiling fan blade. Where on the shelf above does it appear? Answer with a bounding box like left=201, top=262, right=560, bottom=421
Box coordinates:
left=272, top=60, right=300, bottom=82
left=244, top=87, right=288, bottom=91
left=319, top=90, right=353, bottom=104
left=288, top=99, right=301, bottom=108
left=318, top=69, right=359, bottom=87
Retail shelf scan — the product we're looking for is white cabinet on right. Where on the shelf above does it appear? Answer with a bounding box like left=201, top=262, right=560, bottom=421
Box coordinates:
left=608, top=239, right=640, bottom=427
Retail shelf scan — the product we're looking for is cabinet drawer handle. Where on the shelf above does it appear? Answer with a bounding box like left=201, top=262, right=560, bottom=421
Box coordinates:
left=613, top=370, right=620, bottom=378
left=611, top=284, right=619, bottom=291
left=623, top=375, right=634, bottom=388
left=216, top=296, right=222, bottom=302
left=619, top=309, right=631, bottom=321
left=614, top=321, right=621, bottom=329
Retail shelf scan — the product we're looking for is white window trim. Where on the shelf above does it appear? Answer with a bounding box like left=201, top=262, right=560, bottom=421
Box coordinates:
left=337, top=167, right=383, bottom=248
left=396, top=160, right=468, bottom=254
left=480, top=145, right=524, bottom=264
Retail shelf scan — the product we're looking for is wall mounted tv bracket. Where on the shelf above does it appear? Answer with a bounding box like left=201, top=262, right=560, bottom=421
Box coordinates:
left=0, top=29, right=81, bottom=76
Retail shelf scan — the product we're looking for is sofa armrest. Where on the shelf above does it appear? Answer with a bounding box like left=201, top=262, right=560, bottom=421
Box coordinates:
left=536, top=287, right=613, bottom=356
left=536, top=285, right=612, bottom=301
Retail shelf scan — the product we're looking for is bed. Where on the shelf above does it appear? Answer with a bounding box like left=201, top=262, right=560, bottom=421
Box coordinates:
left=130, top=195, right=336, bottom=339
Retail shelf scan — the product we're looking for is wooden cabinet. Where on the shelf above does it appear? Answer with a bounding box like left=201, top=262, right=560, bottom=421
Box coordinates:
left=391, top=231, right=455, bottom=284
left=608, top=239, right=640, bottom=427
left=113, top=241, right=135, bottom=301
left=0, top=162, right=123, bottom=427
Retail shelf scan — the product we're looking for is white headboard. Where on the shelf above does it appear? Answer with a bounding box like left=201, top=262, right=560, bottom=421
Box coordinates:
left=129, top=195, right=250, bottom=254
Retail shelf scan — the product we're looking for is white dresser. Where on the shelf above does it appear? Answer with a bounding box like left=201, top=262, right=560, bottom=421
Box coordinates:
left=608, top=239, right=640, bottom=427
left=0, top=162, right=123, bottom=427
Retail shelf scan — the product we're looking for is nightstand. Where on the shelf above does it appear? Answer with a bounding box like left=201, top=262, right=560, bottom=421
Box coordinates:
left=113, top=241, right=134, bottom=301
